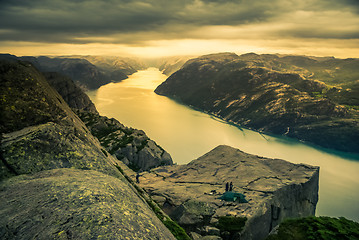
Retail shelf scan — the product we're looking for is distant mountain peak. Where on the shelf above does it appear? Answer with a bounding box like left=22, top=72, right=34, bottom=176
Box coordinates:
left=201, top=52, right=238, bottom=58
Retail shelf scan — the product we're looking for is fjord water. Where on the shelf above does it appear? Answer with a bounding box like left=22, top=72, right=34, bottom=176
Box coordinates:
left=87, top=68, right=359, bottom=221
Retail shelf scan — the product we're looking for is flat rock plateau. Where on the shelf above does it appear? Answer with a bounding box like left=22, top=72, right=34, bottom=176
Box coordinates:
left=134, top=145, right=319, bottom=240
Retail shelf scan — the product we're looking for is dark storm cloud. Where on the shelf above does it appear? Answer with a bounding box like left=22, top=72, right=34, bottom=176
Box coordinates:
left=0, top=0, right=173, bottom=33
left=280, top=27, right=359, bottom=40
left=0, top=0, right=269, bottom=43
left=344, top=0, right=359, bottom=7
left=0, top=0, right=358, bottom=44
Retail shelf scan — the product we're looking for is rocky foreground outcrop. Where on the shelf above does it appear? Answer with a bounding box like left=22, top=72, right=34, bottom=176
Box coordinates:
left=0, top=169, right=174, bottom=239
left=155, top=52, right=359, bottom=153
left=0, top=60, right=118, bottom=179
left=137, top=145, right=319, bottom=240
left=0, top=60, right=176, bottom=239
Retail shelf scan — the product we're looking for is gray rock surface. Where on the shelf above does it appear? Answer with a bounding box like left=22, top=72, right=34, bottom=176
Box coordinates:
left=1, top=122, right=119, bottom=179
left=171, top=200, right=216, bottom=227
left=0, top=168, right=175, bottom=240
left=39, top=63, right=172, bottom=172
left=44, top=72, right=98, bottom=113
left=0, top=60, right=119, bottom=179
left=200, top=236, right=222, bottom=240
left=0, top=60, right=176, bottom=239
left=203, top=226, right=221, bottom=236
left=77, top=111, right=173, bottom=171
left=138, top=145, right=319, bottom=240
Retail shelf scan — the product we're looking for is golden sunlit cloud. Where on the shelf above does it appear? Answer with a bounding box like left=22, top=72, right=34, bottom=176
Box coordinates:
left=0, top=0, right=358, bottom=58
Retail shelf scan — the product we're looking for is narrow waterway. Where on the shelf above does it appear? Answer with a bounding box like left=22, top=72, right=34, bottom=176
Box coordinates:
left=87, top=68, right=359, bottom=221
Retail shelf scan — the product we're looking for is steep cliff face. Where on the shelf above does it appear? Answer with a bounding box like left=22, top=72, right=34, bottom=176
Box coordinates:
left=44, top=72, right=98, bottom=114
left=77, top=111, right=173, bottom=171
left=42, top=67, right=172, bottom=172
left=0, top=60, right=176, bottom=239
left=138, top=145, right=319, bottom=240
left=0, top=60, right=118, bottom=179
left=155, top=52, right=359, bottom=153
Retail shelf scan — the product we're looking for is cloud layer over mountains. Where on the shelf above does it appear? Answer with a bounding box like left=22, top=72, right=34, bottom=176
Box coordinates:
left=1, top=0, right=358, bottom=57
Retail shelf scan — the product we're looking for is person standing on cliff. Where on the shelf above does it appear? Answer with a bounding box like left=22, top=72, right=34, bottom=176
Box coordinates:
left=229, top=182, right=233, bottom=191
left=136, top=172, right=140, bottom=183
left=225, top=182, right=229, bottom=192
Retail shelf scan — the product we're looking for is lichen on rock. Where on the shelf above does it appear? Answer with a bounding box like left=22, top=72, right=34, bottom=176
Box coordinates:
left=0, top=169, right=175, bottom=240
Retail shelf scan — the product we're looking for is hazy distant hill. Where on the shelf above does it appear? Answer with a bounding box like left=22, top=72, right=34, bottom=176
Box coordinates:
left=155, top=52, right=359, bottom=153
left=137, top=56, right=194, bottom=76
left=79, top=55, right=146, bottom=75
left=157, top=56, right=194, bottom=75
left=0, top=54, right=145, bottom=90
left=20, top=56, right=117, bottom=90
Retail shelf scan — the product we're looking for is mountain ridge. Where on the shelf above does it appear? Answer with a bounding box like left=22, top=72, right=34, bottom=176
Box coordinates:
left=0, top=54, right=145, bottom=90
left=155, top=52, right=359, bottom=153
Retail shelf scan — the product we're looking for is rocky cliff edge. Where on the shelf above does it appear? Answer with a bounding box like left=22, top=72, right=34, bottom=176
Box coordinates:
left=137, top=145, right=319, bottom=240
left=0, top=60, right=175, bottom=239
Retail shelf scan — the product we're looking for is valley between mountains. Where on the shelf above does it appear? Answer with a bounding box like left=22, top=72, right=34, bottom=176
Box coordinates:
left=1, top=52, right=358, bottom=240
left=155, top=52, right=359, bottom=154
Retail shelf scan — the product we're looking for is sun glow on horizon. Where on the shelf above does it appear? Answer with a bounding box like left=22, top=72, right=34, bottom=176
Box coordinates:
left=2, top=38, right=359, bottom=59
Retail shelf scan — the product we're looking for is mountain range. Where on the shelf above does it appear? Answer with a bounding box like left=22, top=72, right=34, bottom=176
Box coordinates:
left=1, top=53, right=358, bottom=239
left=155, top=52, right=359, bottom=153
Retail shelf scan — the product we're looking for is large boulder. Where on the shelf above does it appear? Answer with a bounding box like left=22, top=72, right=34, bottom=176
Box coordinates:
left=171, top=200, right=215, bottom=227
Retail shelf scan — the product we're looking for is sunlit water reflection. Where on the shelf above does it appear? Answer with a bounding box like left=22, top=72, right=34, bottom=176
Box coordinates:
left=87, top=68, right=359, bottom=221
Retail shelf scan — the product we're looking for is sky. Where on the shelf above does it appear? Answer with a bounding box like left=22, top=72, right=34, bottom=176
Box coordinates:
left=0, top=0, right=358, bottom=58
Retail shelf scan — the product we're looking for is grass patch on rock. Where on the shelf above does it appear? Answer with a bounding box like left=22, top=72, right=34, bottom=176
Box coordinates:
left=266, top=216, right=359, bottom=240
left=217, top=216, right=247, bottom=233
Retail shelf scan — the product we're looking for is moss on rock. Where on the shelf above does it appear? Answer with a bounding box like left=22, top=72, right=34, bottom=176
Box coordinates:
left=266, top=216, right=359, bottom=240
